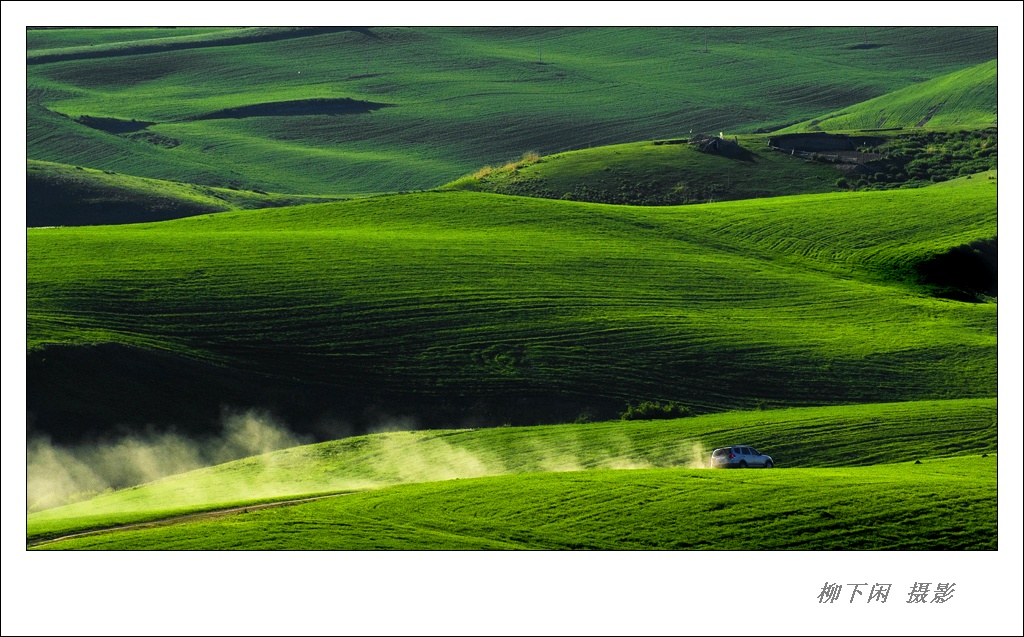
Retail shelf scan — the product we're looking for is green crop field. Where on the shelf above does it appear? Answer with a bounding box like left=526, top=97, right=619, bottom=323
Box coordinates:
left=27, top=27, right=996, bottom=195
left=784, top=60, right=997, bottom=132
left=18, top=20, right=1004, bottom=571
left=27, top=398, right=996, bottom=545
left=33, top=456, right=997, bottom=551
left=443, top=136, right=846, bottom=205
left=27, top=159, right=345, bottom=226
left=27, top=175, right=996, bottom=444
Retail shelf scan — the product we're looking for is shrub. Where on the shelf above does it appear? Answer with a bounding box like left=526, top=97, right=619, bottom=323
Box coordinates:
left=471, top=152, right=541, bottom=180
left=520, top=151, right=541, bottom=164
left=620, top=400, right=692, bottom=421
left=574, top=408, right=596, bottom=424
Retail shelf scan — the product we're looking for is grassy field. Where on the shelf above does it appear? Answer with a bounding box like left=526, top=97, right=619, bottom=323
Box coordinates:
left=27, top=174, right=996, bottom=442
left=19, top=25, right=1002, bottom=559
left=33, top=455, right=996, bottom=550
left=26, top=27, right=231, bottom=51
left=443, top=80, right=997, bottom=205
left=27, top=398, right=996, bottom=543
left=26, top=27, right=352, bottom=63
left=783, top=60, right=997, bottom=132
left=27, top=27, right=996, bottom=194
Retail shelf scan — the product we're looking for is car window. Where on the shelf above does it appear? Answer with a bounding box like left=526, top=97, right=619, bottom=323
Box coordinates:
left=741, top=447, right=751, bottom=455
left=712, top=448, right=728, bottom=457
left=750, top=448, right=760, bottom=456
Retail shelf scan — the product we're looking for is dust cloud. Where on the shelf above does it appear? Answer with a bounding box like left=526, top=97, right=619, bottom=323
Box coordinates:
left=685, top=441, right=712, bottom=469
left=354, top=428, right=711, bottom=489
left=26, top=410, right=309, bottom=512
left=27, top=408, right=717, bottom=512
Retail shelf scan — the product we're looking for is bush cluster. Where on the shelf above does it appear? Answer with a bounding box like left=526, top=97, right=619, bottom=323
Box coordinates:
left=840, top=130, right=996, bottom=191
left=620, top=401, right=692, bottom=421
left=472, top=151, right=542, bottom=179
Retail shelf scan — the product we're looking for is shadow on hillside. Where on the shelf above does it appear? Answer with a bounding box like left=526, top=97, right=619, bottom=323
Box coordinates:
left=27, top=172, right=220, bottom=226
left=189, top=97, right=390, bottom=120
left=26, top=344, right=627, bottom=445
left=916, top=237, right=997, bottom=302
left=75, top=115, right=154, bottom=134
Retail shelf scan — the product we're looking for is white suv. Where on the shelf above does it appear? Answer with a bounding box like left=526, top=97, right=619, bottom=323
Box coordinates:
left=710, top=445, right=774, bottom=468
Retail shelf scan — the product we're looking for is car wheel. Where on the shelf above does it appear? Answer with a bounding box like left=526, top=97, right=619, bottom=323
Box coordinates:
left=764, top=460, right=774, bottom=469
left=739, top=461, right=747, bottom=468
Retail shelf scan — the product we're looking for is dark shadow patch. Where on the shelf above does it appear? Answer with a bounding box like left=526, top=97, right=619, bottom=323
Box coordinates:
left=767, top=132, right=885, bottom=153
left=26, top=169, right=220, bottom=226
left=847, top=43, right=885, bottom=50
left=916, top=237, right=997, bottom=302
left=766, top=132, right=886, bottom=165
left=189, top=97, right=390, bottom=120
left=26, top=342, right=629, bottom=446
left=75, top=115, right=154, bottom=134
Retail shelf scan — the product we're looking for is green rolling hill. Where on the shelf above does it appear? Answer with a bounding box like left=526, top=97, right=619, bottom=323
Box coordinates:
left=443, top=59, right=997, bottom=206
left=442, top=136, right=846, bottom=205
left=783, top=59, right=997, bottom=132
left=27, top=27, right=997, bottom=195
left=27, top=174, right=996, bottom=443
left=27, top=160, right=345, bottom=226
left=21, top=26, right=1000, bottom=555
left=33, top=457, right=998, bottom=550
left=27, top=398, right=997, bottom=548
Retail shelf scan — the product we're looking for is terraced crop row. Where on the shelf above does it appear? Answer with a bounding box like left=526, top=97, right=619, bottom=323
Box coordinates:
left=27, top=178, right=996, bottom=441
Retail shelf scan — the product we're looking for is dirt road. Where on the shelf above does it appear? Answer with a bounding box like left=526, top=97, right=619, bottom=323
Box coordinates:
left=27, top=492, right=351, bottom=549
